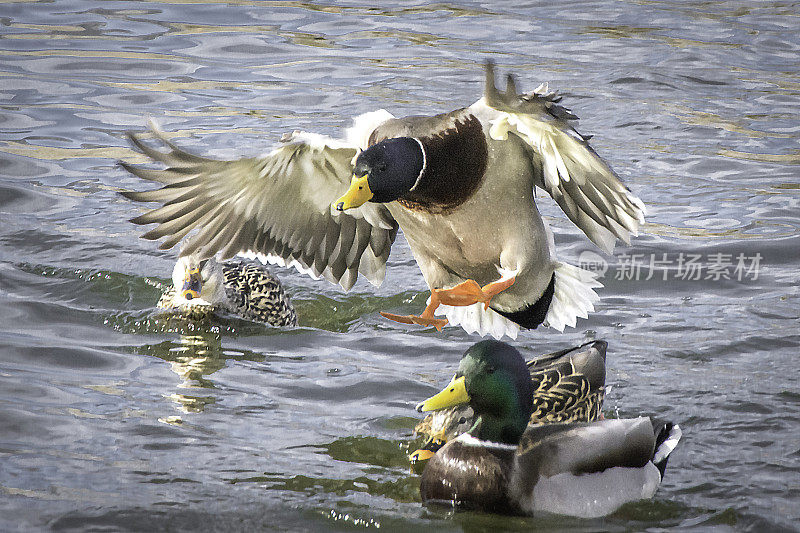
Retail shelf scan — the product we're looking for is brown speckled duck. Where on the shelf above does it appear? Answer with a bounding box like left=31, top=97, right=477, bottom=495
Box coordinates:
left=158, top=255, right=296, bottom=327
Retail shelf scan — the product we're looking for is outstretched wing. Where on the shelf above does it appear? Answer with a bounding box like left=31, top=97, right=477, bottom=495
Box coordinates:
left=120, top=126, right=398, bottom=291
left=471, top=62, right=645, bottom=254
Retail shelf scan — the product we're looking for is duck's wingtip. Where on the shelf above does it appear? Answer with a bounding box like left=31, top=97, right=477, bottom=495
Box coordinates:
left=145, top=116, right=163, bottom=133
left=483, top=59, right=501, bottom=101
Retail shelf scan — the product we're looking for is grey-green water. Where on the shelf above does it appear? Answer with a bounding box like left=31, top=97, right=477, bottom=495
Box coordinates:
left=1, top=1, right=798, bottom=531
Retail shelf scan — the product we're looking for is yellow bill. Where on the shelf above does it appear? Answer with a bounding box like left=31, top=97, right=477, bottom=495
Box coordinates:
left=333, top=174, right=372, bottom=211
left=409, top=449, right=436, bottom=464
left=181, top=266, right=201, bottom=300
left=416, top=375, right=469, bottom=412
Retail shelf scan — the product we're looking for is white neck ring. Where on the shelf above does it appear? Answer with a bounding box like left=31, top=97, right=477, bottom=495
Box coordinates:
left=408, top=137, right=427, bottom=193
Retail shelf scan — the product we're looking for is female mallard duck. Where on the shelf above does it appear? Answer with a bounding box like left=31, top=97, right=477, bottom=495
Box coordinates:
left=120, top=62, right=644, bottom=339
left=411, top=340, right=607, bottom=463
left=158, top=254, right=297, bottom=327
left=417, top=340, right=681, bottom=518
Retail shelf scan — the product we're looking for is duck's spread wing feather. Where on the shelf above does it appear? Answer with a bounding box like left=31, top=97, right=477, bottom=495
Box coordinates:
left=120, top=126, right=398, bottom=291
left=471, top=62, right=645, bottom=254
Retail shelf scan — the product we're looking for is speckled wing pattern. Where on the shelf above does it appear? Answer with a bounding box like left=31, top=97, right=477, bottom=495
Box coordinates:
left=528, top=360, right=604, bottom=424
left=471, top=62, right=646, bottom=254
left=120, top=127, right=398, bottom=291
left=221, top=259, right=297, bottom=327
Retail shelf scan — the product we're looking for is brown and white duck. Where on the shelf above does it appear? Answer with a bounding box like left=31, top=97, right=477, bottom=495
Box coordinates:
left=120, top=62, right=644, bottom=339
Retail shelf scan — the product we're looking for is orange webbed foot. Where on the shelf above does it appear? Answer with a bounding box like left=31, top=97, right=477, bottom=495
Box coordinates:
left=380, top=290, right=448, bottom=331
left=433, top=280, right=483, bottom=307
left=380, top=312, right=448, bottom=331
left=435, top=275, right=516, bottom=310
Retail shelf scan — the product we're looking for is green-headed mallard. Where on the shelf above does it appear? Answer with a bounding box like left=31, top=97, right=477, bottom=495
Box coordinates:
left=411, top=340, right=606, bottom=463
left=158, top=254, right=297, bottom=327
left=120, top=62, right=644, bottom=339
left=417, top=340, right=681, bottom=517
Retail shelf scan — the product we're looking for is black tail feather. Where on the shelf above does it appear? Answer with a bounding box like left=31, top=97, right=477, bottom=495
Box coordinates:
left=653, top=422, right=682, bottom=478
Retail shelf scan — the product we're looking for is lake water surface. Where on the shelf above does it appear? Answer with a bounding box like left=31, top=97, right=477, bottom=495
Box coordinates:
left=1, top=1, right=799, bottom=531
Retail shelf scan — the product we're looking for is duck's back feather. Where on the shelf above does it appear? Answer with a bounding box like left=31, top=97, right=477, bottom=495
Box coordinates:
left=515, top=418, right=657, bottom=477
left=222, top=259, right=297, bottom=327
left=528, top=339, right=606, bottom=389
left=527, top=340, right=606, bottom=424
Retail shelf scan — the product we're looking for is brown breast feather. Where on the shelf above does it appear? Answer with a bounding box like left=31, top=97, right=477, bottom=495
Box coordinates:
left=420, top=439, right=518, bottom=514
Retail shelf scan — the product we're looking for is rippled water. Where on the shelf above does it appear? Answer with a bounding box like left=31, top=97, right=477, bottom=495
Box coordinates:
left=1, top=1, right=798, bottom=531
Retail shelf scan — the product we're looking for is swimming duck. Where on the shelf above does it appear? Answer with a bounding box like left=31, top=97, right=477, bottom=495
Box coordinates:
left=120, top=61, right=644, bottom=339
left=411, top=340, right=607, bottom=463
left=158, top=254, right=297, bottom=327
left=417, top=340, right=682, bottom=518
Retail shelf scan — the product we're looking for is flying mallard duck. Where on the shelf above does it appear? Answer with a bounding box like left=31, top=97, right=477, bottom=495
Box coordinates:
left=119, top=61, right=644, bottom=339
left=417, top=340, right=682, bottom=517
left=158, top=254, right=297, bottom=327
left=410, top=339, right=607, bottom=463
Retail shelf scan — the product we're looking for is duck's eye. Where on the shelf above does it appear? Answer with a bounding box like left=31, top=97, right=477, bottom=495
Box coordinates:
left=458, top=417, right=467, bottom=424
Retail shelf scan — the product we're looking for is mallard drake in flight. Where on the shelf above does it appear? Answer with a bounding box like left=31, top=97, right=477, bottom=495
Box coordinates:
left=120, top=62, right=644, bottom=339
left=410, top=339, right=607, bottom=464
left=158, top=254, right=297, bottom=327
left=417, top=340, right=682, bottom=517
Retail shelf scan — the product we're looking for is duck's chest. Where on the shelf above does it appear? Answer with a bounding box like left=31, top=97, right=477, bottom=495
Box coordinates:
left=387, top=143, right=548, bottom=284
left=420, top=438, right=519, bottom=514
